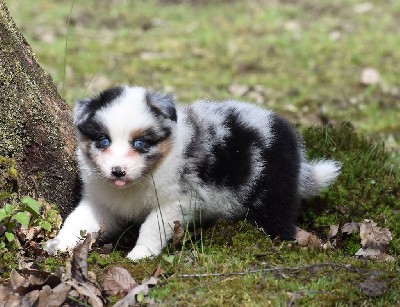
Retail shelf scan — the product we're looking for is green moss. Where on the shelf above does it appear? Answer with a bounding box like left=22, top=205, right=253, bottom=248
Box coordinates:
left=301, top=123, right=400, bottom=253
left=0, top=156, right=18, bottom=194
left=0, top=244, right=19, bottom=280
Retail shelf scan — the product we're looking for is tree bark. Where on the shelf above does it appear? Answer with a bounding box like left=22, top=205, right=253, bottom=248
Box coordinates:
left=0, top=0, right=78, bottom=216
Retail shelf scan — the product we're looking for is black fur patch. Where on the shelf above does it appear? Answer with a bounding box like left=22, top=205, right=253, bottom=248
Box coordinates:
left=75, top=87, right=122, bottom=140
left=197, top=109, right=257, bottom=190
left=86, top=86, right=124, bottom=116
left=77, top=117, right=109, bottom=141
left=247, top=114, right=302, bottom=240
left=140, top=127, right=172, bottom=144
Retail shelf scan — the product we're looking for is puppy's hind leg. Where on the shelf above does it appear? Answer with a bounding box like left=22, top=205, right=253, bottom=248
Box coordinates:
left=248, top=188, right=300, bottom=241
left=246, top=117, right=302, bottom=240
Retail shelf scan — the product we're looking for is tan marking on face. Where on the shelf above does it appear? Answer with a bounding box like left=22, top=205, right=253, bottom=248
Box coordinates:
left=155, top=139, right=172, bottom=164
left=80, top=140, right=90, bottom=153
left=129, top=128, right=148, bottom=141
left=158, top=139, right=171, bottom=156
left=101, top=146, right=113, bottom=155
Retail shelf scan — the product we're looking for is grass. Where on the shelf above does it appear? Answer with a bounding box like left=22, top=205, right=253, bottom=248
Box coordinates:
left=5, top=0, right=400, bottom=145
left=2, top=0, right=400, bottom=305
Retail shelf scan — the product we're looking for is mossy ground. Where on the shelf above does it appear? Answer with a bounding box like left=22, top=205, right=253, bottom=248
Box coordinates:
left=2, top=0, right=400, bottom=305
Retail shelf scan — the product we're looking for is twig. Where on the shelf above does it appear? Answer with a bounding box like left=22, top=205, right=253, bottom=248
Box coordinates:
left=178, top=263, right=356, bottom=278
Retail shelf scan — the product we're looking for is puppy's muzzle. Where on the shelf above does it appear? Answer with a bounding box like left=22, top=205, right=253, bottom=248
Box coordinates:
left=111, top=166, right=126, bottom=178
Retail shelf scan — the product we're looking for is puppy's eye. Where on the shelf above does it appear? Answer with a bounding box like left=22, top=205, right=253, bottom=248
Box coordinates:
left=96, top=138, right=111, bottom=149
left=133, top=139, right=149, bottom=152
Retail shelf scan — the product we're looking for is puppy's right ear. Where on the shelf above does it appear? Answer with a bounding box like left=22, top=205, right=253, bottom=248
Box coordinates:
left=73, top=98, right=92, bottom=126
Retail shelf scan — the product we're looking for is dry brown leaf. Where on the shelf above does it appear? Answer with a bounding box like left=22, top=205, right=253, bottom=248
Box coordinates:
left=102, top=266, right=138, bottom=296
left=71, top=233, right=92, bottom=282
left=22, top=289, right=40, bottom=306
left=341, top=222, right=358, bottom=235
left=152, top=264, right=165, bottom=278
left=66, top=279, right=105, bottom=307
left=10, top=269, right=29, bottom=293
left=170, top=220, right=185, bottom=248
left=36, top=284, right=71, bottom=307
left=112, top=266, right=161, bottom=307
left=355, top=219, right=393, bottom=261
left=228, top=83, right=249, bottom=97
left=1, top=231, right=107, bottom=307
left=295, top=227, right=322, bottom=247
left=0, top=284, right=16, bottom=304
left=114, top=270, right=160, bottom=307
left=359, top=219, right=392, bottom=251
left=360, top=68, right=380, bottom=85
left=327, top=224, right=339, bottom=240
left=113, top=284, right=150, bottom=307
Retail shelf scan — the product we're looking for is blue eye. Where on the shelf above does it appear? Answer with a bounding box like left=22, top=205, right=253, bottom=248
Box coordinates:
left=97, top=138, right=111, bottom=149
left=133, top=139, right=148, bottom=152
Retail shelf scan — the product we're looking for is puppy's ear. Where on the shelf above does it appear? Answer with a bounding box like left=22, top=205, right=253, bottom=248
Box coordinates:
left=73, top=98, right=92, bottom=126
left=145, top=91, right=177, bottom=122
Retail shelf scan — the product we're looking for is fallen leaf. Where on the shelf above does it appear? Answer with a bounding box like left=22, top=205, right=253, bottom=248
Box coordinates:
left=295, top=227, right=322, bottom=247
left=113, top=269, right=160, bottom=307
left=327, top=224, right=339, bottom=247
left=327, top=224, right=339, bottom=240
left=10, top=269, right=28, bottom=293
left=36, top=284, right=71, bottom=307
left=355, top=219, right=393, bottom=261
left=353, top=2, right=373, bottom=14
left=71, top=233, right=92, bottom=282
left=228, top=83, right=249, bottom=97
left=0, top=231, right=107, bottom=306
left=102, top=266, right=138, bottom=296
left=360, top=68, right=380, bottom=85
left=246, top=91, right=264, bottom=104
left=113, top=284, right=150, bottom=307
left=65, top=279, right=105, bottom=307
left=359, top=219, right=392, bottom=252
left=341, top=222, right=358, bottom=235
left=152, top=264, right=164, bottom=278
left=284, top=20, right=301, bottom=32
left=355, top=248, right=395, bottom=261
left=22, top=289, right=40, bottom=306
left=0, top=284, right=15, bottom=303
left=170, top=220, right=185, bottom=248
left=329, top=31, right=342, bottom=41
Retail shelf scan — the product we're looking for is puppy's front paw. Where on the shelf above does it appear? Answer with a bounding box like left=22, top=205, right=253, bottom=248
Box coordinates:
left=43, top=236, right=80, bottom=255
left=44, top=238, right=61, bottom=255
left=127, top=245, right=156, bottom=261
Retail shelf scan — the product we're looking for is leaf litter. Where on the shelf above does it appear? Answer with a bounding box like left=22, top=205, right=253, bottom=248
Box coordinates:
left=296, top=219, right=393, bottom=263
left=0, top=232, right=162, bottom=306
left=1, top=197, right=395, bottom=305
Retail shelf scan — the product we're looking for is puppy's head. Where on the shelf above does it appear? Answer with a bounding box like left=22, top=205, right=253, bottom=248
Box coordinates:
left=74, top=86, right=177, bottom=187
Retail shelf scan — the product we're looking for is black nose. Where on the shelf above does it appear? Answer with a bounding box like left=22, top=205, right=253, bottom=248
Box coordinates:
left=111, top=166, right=126, bottom=178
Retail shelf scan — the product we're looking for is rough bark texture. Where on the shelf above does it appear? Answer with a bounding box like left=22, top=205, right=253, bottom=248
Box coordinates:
left=0, top=1, right=78, bottom=216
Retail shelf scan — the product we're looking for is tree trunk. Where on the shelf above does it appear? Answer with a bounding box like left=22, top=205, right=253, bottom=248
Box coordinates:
left=0, top=0, right=78, bottom=216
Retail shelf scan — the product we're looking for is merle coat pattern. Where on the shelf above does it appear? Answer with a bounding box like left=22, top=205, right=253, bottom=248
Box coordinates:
left=45, top=86, right=341, bottom=260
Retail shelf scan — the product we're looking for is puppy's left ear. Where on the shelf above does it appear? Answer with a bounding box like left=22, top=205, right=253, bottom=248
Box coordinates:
left=73, top=98, right=92, bottom=126
left=145, top=91, right=177, bottom=122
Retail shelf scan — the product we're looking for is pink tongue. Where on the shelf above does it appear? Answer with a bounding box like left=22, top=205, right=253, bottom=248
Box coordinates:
left=114, top=180, right=127, bottom=187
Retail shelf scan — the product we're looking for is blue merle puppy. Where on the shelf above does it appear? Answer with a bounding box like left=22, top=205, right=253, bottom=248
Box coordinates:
left=45, top=86, right=341, bottom=260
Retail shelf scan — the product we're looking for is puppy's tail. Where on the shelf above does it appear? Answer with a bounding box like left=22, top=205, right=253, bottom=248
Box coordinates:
left=299, top=160, right=341, bottom=198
